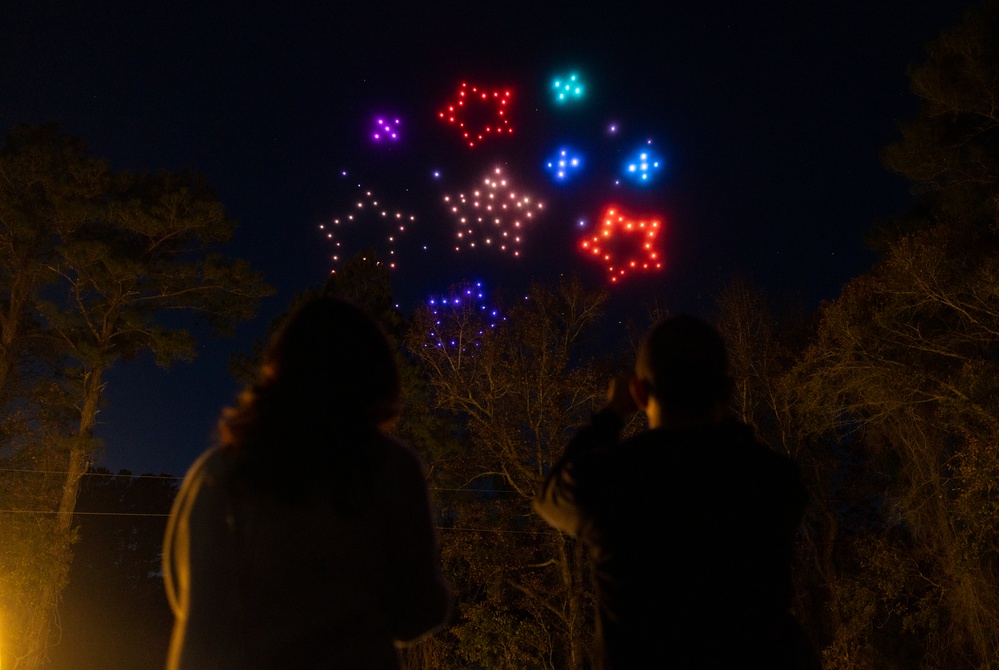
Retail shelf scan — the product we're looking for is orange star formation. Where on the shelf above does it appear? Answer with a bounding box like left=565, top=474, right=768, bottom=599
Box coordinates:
left=580, top=206, right=664, bottom=283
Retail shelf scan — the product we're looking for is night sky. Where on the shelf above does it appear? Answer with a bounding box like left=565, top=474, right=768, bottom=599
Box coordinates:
left=1, top=0, right=973, bottom=477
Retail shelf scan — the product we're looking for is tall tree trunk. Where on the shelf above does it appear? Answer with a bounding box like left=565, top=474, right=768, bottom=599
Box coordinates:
left=56, top=367, right=103, bottom=527
left=556, top=534, right=590, bottom=670
left=14, top=368, right=102, bottom=670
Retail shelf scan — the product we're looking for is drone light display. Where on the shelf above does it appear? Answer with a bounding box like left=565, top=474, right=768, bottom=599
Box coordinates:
left=545, top=146, right=584, bottom=183
left=371, top=116, right=401, bottom=142
left=313, top=72, right=680, bottom=287
left=443, top=167, right=544, bottom=256
left=318, top=182, right=416, bottom=272
left=580, top=206, right=664, bottom=283
left=424, top=281, right=505, bottom=352
left=622, top=141, right=663, bottom=185
left=552, top=72, right=585, bottom=105
left=438, top=82, right=514, bottom=148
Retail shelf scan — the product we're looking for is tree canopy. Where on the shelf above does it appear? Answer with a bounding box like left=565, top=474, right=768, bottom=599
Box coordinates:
left=0, top=124, right=271, bottom=670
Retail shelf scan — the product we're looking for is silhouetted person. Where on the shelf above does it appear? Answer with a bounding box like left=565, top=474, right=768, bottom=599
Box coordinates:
left=535, top=315, right=818, bottom=669
left=164, top=297, right=451, bottom=669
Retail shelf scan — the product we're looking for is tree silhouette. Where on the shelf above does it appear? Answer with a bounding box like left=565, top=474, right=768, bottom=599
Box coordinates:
left=406, top=277, right=607, bottom=669
left=0, top=124, right=271, bottom=669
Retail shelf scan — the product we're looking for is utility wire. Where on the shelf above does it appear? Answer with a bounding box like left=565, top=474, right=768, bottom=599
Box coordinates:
left=0, top=507, right=559, bottom=535
left=0, top=509, right=170, bottom=517
left=0, top=468, right=181, bottom=480
left=0, top=468, right=524, bottom=493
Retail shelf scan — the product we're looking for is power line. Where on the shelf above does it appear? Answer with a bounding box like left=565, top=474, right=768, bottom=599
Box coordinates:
left=0, top=508, right=560, bottom=534
left=0, top=468, right=181, bottom=480
left=0, top=509, right=171, bottom=518
left=0, top=468, right=526, bottom=494
left=439, top=525, right=556, bottom=536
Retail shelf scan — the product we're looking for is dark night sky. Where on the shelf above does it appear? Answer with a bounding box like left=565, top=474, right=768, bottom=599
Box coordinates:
left=1, top=0, right=974, bottom=477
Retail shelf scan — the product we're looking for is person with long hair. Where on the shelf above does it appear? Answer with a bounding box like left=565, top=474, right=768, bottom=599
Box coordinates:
left=164, top=296, right=451, bottom=669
